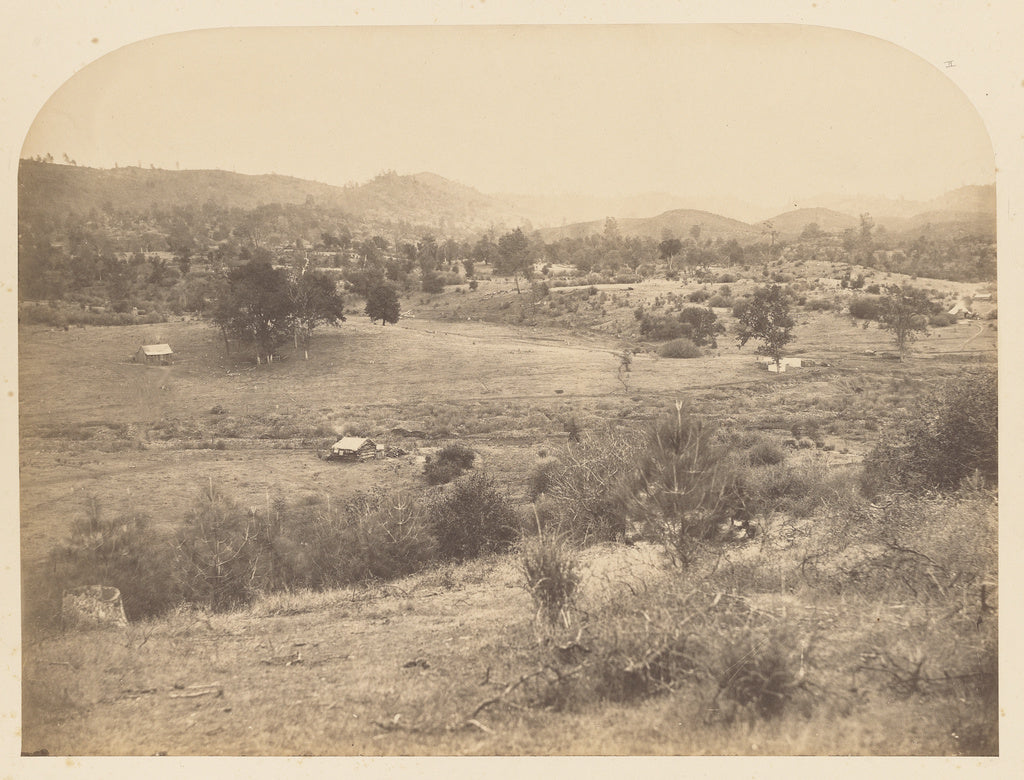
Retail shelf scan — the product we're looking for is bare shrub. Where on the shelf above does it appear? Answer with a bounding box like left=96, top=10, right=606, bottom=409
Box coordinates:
left=428, top=472, right=519, bottom=560
left=531, top=425, right=639, bottom=544
left=527, top=457, right=561, bottom=501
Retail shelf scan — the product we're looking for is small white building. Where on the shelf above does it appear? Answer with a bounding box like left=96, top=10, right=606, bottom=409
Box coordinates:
left=134, top=344, right=173, bottom=365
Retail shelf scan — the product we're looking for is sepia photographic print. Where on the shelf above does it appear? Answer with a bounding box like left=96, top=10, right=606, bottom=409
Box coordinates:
left=5, top=5, right=1017, bottom=769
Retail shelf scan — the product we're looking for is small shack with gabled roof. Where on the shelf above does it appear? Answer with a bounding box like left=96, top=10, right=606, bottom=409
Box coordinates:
left=329, top=437, right=378, bottom=462
left=948, top=300, right=974, bottom=318
left=134, top=344, right=174, bottom=365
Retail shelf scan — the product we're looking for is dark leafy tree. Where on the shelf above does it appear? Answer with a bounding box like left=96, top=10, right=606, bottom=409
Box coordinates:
left=365, top=283, right=400, bottom=325
left=417, top=234, right=438, bottom=270
left=658, top=237, right=683, bottom=260
left=345, top=265, right=386, bottom=298
left=495, top=227, right=532, bottom=293
left=878, top=284, right=931, bottom=360
left=722, top=238, right=745, bottom=264
left=289, top=268, right=346, bottom=358
left=735, top=285, right=796, bottom=371
left=212, top=260, right=293, bottom=364
left=678, top=306, right=726, bottom=347
left=472, top=235, right=500, bottom=269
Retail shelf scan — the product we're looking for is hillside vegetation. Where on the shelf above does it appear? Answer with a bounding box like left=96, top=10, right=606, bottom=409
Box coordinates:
left=17, top=160, right=999, bottom=756
left=19, top=310, right=997, bottom=755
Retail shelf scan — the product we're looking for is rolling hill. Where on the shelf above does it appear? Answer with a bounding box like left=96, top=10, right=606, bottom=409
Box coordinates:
left=17, top=161, right=520, bottom=236
left=762, top=208, right=860, bottom=239
left=537, top=209, right=762, bottom=243
left=18, top=160, right=996, bottom=242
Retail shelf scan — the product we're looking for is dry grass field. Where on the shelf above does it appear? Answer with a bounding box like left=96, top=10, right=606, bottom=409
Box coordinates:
left=18, top=275, right=998, bottom=756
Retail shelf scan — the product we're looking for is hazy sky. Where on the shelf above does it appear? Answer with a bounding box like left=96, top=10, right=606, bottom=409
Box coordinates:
left=22, top=25, right=994, bottom=209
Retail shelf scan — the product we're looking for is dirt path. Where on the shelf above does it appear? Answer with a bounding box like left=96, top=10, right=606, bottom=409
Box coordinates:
left=959, top=322, right=987, bottom=350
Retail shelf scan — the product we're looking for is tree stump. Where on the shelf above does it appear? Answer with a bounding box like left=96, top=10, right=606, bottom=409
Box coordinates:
left=61, top=585, right=128, bottom=629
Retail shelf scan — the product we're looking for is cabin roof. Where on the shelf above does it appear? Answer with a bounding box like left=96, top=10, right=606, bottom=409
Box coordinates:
left=332, top=437, right=373, bottom=451
left=139, top=344, right=173, bottom=356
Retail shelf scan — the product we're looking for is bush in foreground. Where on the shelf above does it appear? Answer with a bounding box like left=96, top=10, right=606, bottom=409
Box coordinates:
left=519, top=531, right=581, bottom=626
left=48, top=497, right=180, bottom=621
left=526, top=579, right=813, bottom=718
left=327, top=492, right=438, bottom=582
left=530, top=425, right=638, bottom=544
left=862, top=368, right=997, bottom=496
left=428, top=472, right=519, bottom=560
left=624, top=402, right=739, bottom=564
left=47, top=482, right=441, bottom=622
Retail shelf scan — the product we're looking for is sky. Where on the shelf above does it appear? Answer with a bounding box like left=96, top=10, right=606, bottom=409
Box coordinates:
left=20, top=25, right=994, bottom=212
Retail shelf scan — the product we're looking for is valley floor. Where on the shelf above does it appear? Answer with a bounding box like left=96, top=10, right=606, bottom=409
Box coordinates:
left=17, top=295, right=999, bottom=757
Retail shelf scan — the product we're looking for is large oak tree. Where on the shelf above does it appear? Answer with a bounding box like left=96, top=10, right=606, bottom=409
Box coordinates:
left=212, top=260, right=294, bottom=364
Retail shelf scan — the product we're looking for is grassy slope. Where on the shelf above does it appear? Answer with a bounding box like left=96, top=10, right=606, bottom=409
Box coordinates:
left=19, top=269, right=998, bottom=755
left=23, top=534, right=996, bottom=756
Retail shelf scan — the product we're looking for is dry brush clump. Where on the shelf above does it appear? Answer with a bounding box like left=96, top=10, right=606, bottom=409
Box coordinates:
left=529, top=424, right=641, bottom=544
left=518, top=527, right=581, bottom=626
left=861, top=367, right=996, bottom=497
left=423, top=442, right=477, bottom=485
left=519, top=578, right=817, bottom=721
left=736, top=459, right=858, bottom=520
left=746, top=437, right=787, bottom=466
left=800, top=487, right=997, bottom=608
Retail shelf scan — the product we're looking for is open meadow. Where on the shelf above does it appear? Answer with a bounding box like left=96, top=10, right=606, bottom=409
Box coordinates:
left=19, top=273, right=999, bottom=755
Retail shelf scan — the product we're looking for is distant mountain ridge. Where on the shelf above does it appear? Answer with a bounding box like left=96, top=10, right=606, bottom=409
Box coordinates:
left=17, top=162, right=519, bottom=235
left=760, top=208, right=859, bottom=238
left=536, top=209, right=761, bottom=243
left=18, top=160, right=995, bottom=242
left=781, top=184, right=995, bottom=223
